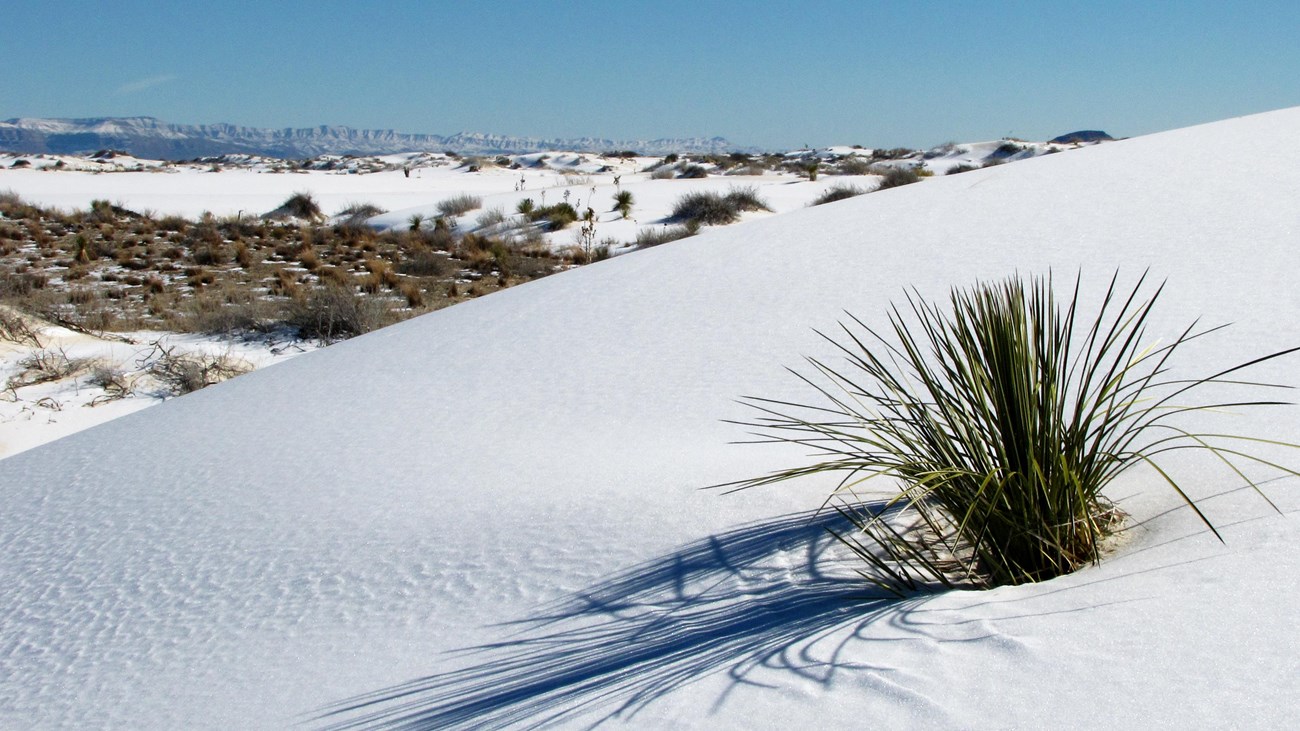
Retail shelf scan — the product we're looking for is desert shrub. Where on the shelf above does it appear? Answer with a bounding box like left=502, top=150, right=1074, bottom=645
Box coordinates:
left=265, top=192, right=324, bottom=222
left=289, top=283, right=388, bottom=341
left=649, top=167, right=676, bottom=180
left=437, top=193, right=483, bottom=218
left=723, top=273, right=1298, bottom=593
left=612, top=190, right=634, bottom=219
left=337, top=202, right=386, bottom=231
left=834, top=157, right=874, bottom=176
left=0, top=307, right=41, bottom=347
left=0, top=270, right=49, bottom=297
left=156, top=214, right=189, bottom=233
left=812, top=184, right=867, bottom=206
left=872, top=147, right=916, bottom=160
left=670, top=187, right=771, bottom=226
left=529, top=203, right=579, bottom=230
left=515, top=198, right=535, bottom=215
left=671, top=191, right=737, bottom=225
left=185, top=288, right=274, bottom=335
left=145, top=343, right=251, bottom=395
left=989, top=141, right=1025, bottom=160
left=875, top=167, right=921, bottom=191
left=398, top=248, right=449, bottom=276
left=635, top=224, right=697, bottom=248
left=476, top=207, right=506, bottom=230
left=946, top=163, right=979, bottom=175
left=0, top=190, right=44, bottom=219
left=677, top=164, right=708, bottom=179
left=7, top=348, right=93, bottom=389
left=87, top=364, right=131, bottom=404
left=723, top=186, right=770, bottom=213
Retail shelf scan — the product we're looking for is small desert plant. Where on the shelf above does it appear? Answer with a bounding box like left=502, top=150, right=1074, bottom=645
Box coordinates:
left=677, top=163, right=708, bottom=179
left=875, top=167, right=921, bottom=191
left=87, top=364, right=132, bottom=405
left=0, top=307, right=41, bottom=347
left=671, top=191, right=738, bottom=225
left=476, top=207, right=507, bottom=230
left=946, top=163, right=979, bottom=175
left=612, top=190, right=634, bottom=219
left=437, top=193, right=483, bottom=218
left=337, top=202, right=386, bottom=230
left=266, top=192, right=324, bottom=222
left=289, top=283, right=388, bottom=341
left=670, top=187, right=770, bottom=226
left=812, top=184, right=868, bottom=206
left=145, top=343, right=251, bottom=395
left=723, top=272, right=1298, bottom=593
left=7, top=348, right=94, bottom=389
left=634, top=224, right=696, bottom=248
left=528, top=202, right=579, bottom=231
left=515, top=198, right=535, bottom=216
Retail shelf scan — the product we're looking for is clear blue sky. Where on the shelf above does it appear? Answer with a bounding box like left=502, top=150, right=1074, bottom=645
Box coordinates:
left=4, top=0, right=1298, bottom=150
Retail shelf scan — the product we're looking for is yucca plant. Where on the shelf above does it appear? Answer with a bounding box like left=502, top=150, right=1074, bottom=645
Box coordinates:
left=725, top=272, right=1297, bottom=594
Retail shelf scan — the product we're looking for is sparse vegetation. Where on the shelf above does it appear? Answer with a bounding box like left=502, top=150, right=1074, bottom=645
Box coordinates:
left=875, top=167, right=922, bottom=191
left=670, top=187, right=771, bottom=226
left=144, top=342, right=251, bottom=395
left=437, top=193, right=483, bottom=218
left=635, top=224, right=697, bottom=248
left=812, top=184, right=867, bottom=206
left=612, top=190, right=634, bottom=219
left=264, top=192, right=324, bottom=222
left=0, top=195, right=564, bottom=343
left=724, top=273, right=1299, bottom=593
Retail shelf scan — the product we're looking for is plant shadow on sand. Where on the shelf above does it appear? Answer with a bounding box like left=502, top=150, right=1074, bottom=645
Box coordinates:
left=315, top=507, right=951, bottom=730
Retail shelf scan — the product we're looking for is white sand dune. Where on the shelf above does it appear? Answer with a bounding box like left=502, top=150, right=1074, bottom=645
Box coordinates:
left=2, top=107, right=1299, bottom=729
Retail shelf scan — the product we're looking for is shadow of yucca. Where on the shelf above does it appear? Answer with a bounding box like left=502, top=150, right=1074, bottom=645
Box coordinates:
left=315, top=508, right=934, bottom=730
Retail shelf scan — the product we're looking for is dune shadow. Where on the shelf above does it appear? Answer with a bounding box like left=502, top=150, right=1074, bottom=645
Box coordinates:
left=314, top=507, right=940, bottom=730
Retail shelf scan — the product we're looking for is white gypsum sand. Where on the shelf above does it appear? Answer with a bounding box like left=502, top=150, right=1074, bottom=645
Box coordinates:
left=1, top=108, right=1298, bottom=729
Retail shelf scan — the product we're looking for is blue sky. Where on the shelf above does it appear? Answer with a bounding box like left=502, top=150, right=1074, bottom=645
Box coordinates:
left=4, top=1, right=1298, bottom=150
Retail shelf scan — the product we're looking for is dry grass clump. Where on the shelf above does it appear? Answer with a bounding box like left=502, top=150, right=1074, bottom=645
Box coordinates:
left=289, top=283, right=390, bottom=341
left=437, top=193, right=483, bottom=218
left=812, top=184, right=868, bottom=206
left=635, top=224, right=697, bottom=249
left=669, top=187, right=770, bottom=226
left=874, top=167, right=922, bottom=191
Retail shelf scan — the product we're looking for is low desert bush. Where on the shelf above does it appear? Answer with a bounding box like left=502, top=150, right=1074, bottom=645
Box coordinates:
left=946, top=163, right=979, bottom=175
left=7, top=348, right=93, bottom=389
left=437, top=193, right=483, bottom=218
left=265, top=192, right=324, bottom=222
left=670, top=187, right=771, bottom=226
left=635, top=224, right=697, bottom=248
left=145, top=343, right=251, bottom=395
left=528, top=202, right=579, bottom=230
left=812, top=184, right=867, bottom=206
left=476, top=207, right=506, bottom=230
left=723, top=273, right=1298, bottom=593
left=0, top=307, right=42, bottom=346
left=875, top=167, right=921, bottom=191
left=289, top=283, right=388, bottom=341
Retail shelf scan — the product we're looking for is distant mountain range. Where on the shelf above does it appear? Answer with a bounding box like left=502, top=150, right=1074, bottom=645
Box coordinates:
left=0, top=117, right=747, bottom=159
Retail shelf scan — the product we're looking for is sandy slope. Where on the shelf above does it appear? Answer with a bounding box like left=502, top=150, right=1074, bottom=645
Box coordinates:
left=1, top=107, right=1299, bottom=729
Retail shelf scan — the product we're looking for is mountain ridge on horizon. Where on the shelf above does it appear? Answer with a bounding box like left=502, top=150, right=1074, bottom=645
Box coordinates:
left=0, top=115, right=750, bottom=159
